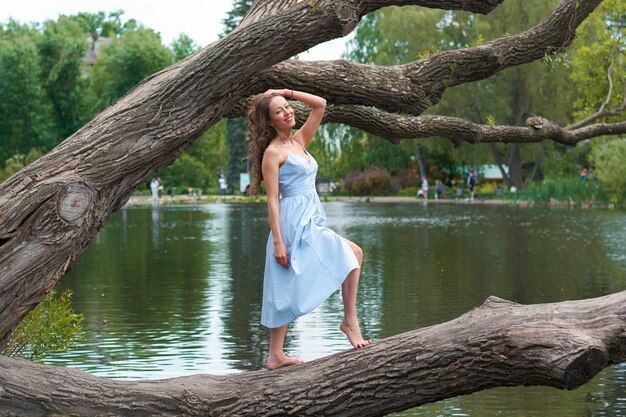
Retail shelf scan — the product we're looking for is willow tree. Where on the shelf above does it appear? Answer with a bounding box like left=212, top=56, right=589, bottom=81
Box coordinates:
left=0, top=0, right=625, bottom=415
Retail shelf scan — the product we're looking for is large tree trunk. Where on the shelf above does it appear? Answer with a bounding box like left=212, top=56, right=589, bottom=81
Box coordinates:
left=1, top=291, right=624, bottom=416
left=1, top=0, right=624, bottom=415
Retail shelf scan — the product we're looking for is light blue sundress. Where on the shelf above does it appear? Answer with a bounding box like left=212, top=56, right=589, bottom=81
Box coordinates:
left=260, top=149, right=359, bottom=328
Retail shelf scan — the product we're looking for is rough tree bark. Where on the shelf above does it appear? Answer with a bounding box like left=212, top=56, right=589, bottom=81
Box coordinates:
left=0, top=0, right=624, bottom=415
left=1, top=291, right=624, bottom=416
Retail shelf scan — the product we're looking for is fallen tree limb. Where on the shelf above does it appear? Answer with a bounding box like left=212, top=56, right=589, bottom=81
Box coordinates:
left=1, top=291, right=624, bottom=416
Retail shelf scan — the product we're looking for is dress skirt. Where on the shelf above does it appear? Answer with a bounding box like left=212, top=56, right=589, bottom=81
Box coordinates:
left=260, top=153, right=359, bottom=328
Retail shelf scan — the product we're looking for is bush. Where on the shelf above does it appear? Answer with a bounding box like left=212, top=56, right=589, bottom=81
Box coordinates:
left=524, top=178, right=606, bottom=205
left=343, top=167, right=396, bottom=195
left=2, top=289, right=83, bottom=362
left=390, top=168, right=421, bottom=189
left=475, top=182, right=498, bottom=194
left=589, top=138, right=626, bottom=204
left=397, top=186, right=420, bottom=196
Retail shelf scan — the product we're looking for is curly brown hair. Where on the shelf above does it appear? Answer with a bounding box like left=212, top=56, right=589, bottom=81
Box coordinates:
left=245, top=93, right=280, bottom=194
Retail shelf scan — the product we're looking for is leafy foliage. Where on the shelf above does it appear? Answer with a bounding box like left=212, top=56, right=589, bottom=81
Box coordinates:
left=221, top=1, right=253, bottom=193
left=343, top=167, right=396, bottom=195
left=0, top=11, right=228, bottom=192
left=0, top=148, right=43, bottom=182
left=170, top=33, right=200, bottom=62
left=589, top=138, right=626, bottom=203
left=221, top=0, right=254, bottom=37
left=570, top=0, right=625, bottom=121
left=0, top=23, right=56, bottom=163
left=2, top=290, right=84, bottom=362
left=524, top=177, right=606, bottom=205
left=38, top=16, right=94, bottom=138
left=157, top=120, right=229, bottom=193
left=346, top=0, right=580, bottom=188
left=89, top=28, right=173, bottom=108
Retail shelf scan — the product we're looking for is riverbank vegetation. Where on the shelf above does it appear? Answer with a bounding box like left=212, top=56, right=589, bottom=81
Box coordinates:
left=1, top=290, right=83, bottom=362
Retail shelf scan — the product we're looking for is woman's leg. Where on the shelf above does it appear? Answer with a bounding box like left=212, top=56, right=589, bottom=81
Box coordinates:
left=339, top=237, right=372, bottom=349
left=266, top=324, right=303, bottom=370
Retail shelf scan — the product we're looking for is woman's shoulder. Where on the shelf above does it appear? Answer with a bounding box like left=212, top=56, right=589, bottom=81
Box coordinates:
left=264, top=143, right=281, bottom=157
left=262, top=143, right=288, bottom=166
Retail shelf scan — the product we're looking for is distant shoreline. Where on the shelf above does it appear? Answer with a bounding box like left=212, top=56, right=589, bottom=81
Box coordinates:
left=125, top=195, right=621, bottom=209
left=126, top=194, right=515, bottom=206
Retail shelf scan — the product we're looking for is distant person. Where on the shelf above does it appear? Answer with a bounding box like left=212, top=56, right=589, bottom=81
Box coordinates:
left=188, top=187, right=196, bottom=203
left=467, top=171, right=476, bottom=201
left=420, top=176, right=429, bottom=201
left=435, top=179, right=446, bottom=200
left=247, top=88, right=371, bottom=370
left=219, top=175, right=228, bottom=196
left=157, top=178, right=164, bottom=197
left=150, top=178, right=160, bottom=204
left=580, top=167, right=588, bottom=181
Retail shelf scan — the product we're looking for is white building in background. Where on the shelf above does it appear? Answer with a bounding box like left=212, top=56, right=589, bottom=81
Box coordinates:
left=479, top=164, right=508, bottom=182
left=83, top=34, right=111, bottom=66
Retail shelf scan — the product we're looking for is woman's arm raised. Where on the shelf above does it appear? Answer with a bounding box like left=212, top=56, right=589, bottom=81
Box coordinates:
left=266, top=89, right=326, bottom=147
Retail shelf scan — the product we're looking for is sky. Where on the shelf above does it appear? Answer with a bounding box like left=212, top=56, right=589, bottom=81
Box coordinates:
left=0, top=0, right=351, bottom=61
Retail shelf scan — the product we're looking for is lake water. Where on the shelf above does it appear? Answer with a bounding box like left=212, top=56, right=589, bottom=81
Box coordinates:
left=48, top=202, right=626, bottom=416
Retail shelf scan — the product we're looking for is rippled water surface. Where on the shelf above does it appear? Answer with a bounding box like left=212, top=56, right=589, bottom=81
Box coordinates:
left=49, top=202, right=626, bottom=416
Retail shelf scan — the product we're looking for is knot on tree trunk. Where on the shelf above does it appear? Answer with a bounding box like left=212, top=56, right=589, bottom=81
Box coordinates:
left=335, top=3, right=359, bottom=35
left=56, top=182, right=94, bottom=225
left=562, top=346, right=608, bottom=389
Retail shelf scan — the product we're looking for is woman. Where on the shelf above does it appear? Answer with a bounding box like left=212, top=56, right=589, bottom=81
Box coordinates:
left=247, top=88, right=371, bottom=370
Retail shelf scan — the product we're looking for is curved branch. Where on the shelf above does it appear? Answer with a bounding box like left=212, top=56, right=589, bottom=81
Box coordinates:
left=260, top=0, right=603, bottom=115
left=238, top=0, right=300, bottom=30
left=568, top=48, right=626, bottom=129
left=323, top=105, right=626, bottom=146
left=241, top=0, right=505, bottom=30
left=1, top=291, right=624, bottom=416
left=360, top=0, right=504, bottom=15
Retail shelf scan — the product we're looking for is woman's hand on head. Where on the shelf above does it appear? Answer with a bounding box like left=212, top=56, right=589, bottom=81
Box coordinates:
left=274, top=242, right=289, bottom=269
left=265, top=88, right=289, bottom=97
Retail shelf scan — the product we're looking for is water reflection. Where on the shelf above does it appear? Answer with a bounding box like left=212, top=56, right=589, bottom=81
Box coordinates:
left=48, top=203, right=626, bottom=416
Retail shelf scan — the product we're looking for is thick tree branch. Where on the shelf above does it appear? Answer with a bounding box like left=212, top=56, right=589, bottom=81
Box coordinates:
left=360, top=0, right=504, bottom=15
left=1, top=291, right=624, bottom=416
left=240, top=0, right=504, bottom=29
left=258, top=0, right=603, bottom=115
left=323, top=105, right=626, bottom=146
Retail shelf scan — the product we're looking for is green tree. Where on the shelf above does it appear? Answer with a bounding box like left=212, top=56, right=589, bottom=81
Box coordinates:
left=222, top=0, right=254, bottom=36
left=89, top=27, right=173, bottom=108
left=346, top=0, right=579, bottom=188
left=0, top=148, right=43, bottom=182
left=157, top=120, right=229, bottom=193
left=0, top=21, right=56, bottom=165
left=38, top=16, right=93, bottom=139
left=589, top=138, right=626, bottom=203
left=572, top=0, right=626, bottom=203
left=170, top=33, right=200, bottom=62
left=222, top=0, right=253, bottom=193
left=70, top=10, right=131, bottom=38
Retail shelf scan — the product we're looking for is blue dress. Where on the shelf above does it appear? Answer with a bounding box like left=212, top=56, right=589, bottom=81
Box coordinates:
left=260, top=150, right=359, bottom=328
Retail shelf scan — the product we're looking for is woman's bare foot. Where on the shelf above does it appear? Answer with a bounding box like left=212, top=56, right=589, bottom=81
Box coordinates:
left=340, top=319, right=372, bottom=349
left=266, top=353, right=304, bottom=370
